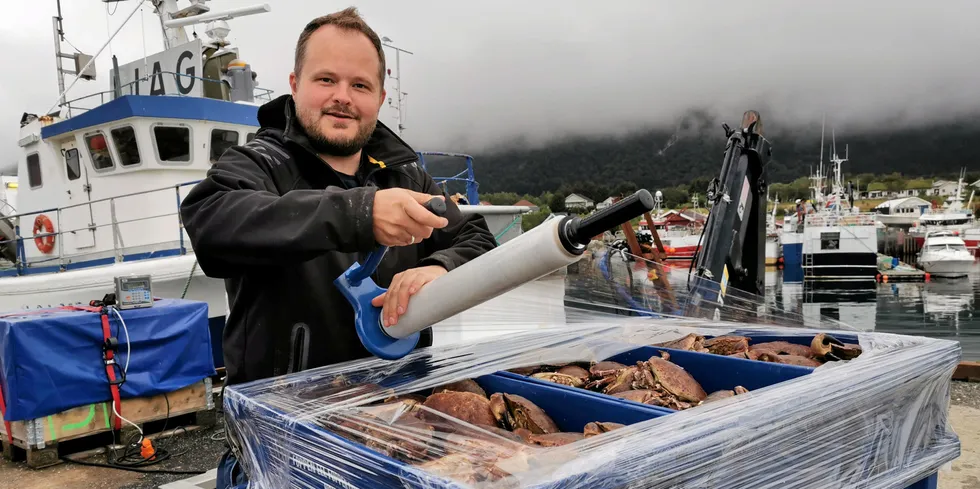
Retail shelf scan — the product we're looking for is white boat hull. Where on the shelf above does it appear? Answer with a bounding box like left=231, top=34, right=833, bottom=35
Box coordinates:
left=765, top=237, right=779, bottom=265
left=918, top=255, right=975, bottom=278
left=0, top=254, right=228, bottom=319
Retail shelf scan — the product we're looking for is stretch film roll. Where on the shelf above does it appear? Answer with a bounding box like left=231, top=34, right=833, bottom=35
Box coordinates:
left=383, top=217, right=583, bottom=339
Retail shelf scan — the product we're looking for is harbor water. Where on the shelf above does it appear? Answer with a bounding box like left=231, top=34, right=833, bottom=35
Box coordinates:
left=764, top=264, right=980, bottom=361
left=431, top=258, right=979, bottom=362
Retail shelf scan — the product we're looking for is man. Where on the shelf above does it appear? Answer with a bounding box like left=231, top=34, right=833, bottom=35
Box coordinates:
left=178, top=8, right=497, bottom=487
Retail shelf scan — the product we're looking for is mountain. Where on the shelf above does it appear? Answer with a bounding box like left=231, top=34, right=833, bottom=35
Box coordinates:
left=422, top=110, right=980, bottom=199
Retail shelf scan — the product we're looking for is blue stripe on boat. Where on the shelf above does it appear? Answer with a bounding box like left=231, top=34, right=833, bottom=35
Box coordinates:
left=41, top=95, right=260, bottom=139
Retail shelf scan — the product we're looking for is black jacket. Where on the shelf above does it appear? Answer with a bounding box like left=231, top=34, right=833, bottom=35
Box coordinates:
left=179, top=95, right=497, bottom=386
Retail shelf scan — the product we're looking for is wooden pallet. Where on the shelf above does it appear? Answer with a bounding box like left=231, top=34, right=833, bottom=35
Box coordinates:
left=954, top=361, right=980, bottom=382
left=1, top=378, right=215, bottom=468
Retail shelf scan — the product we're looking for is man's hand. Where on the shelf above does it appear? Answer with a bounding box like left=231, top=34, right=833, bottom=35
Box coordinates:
left=372, top=265, right=447, bottom=327
left=373, top=189, right=449, bottom=247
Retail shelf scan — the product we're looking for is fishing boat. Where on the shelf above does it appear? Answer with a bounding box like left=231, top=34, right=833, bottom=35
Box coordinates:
left=637, top=191, right=705, bottom=260
left=0, top=1, right=529, bottom=366
left=765, top=194, right=780, bottom=266
left=800, top=144, right=878, bottom=283
left=783, top=121, right=877, bottom=284
left=871, top=197, right=932, bottom=228
left=917, top=230, right=975, bottom=278
left=779, top=150, right=825, bottom=283
left=909, top=170, right=979, bottom=256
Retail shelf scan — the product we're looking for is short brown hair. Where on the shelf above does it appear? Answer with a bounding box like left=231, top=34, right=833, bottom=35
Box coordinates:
left=294, top=7, right=386, bottom=87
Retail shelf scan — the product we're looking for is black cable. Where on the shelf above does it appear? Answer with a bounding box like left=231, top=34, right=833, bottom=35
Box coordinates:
left=60, top=456, right=206, bottom=475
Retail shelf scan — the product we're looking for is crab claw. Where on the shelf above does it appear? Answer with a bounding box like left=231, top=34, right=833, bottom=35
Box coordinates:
left=811, top=333, right=862, bottom=362
left=811, top=333, right=844, bottom=360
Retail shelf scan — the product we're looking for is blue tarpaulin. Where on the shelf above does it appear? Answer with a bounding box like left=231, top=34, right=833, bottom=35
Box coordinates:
left=0, top=299, right=216, bottom=422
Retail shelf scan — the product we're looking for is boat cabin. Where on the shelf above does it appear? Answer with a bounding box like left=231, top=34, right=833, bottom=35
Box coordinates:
left=873, top=197, right=930, bottom=218
left=7, top=95, right=259, bottom=274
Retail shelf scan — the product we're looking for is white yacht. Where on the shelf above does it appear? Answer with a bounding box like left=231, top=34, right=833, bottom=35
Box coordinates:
left=909, top=170, right=979, bottom=257
left=917, top=231, right=975, bottom=278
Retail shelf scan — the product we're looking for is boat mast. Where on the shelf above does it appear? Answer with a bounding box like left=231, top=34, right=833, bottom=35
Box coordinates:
left=826, top=128, right=849, bottom=216
left=50, top=0, right=98, bottom=110
left=150, top=0, right=194, bottom=50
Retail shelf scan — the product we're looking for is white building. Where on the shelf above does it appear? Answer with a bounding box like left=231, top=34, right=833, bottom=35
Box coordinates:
left=595, top=196, right=617, bottom=210
left=931, top=180, right=960, bottom=197
left=565, top=193, right=594, bottom=210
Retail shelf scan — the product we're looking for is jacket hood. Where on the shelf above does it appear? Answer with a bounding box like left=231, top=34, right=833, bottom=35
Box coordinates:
left=257, top=94, right=418, bottom=168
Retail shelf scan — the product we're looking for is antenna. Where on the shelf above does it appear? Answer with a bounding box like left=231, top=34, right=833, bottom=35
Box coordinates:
left=819, top=114, right=825, bottom=172
left=381, top=37, right=413, bottom=135
left=832, top=128, right=837, bottom=160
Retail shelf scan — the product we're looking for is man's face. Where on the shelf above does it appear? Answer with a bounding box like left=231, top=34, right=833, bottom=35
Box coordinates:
left=290, top=25, right=386, bottom=156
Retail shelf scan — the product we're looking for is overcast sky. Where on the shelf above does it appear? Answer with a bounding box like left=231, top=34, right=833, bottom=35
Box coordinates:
left=2, top=0, right=979, bottom=174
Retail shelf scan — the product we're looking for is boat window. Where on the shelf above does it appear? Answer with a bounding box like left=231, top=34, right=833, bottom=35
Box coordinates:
left=245, top=132, right=256, bottom=143
left=210, top=129, right=239, bottom=163
left=153, top=125, right=191, bottom=163
left=86, top=132, right=114, bottom=170
left=65, top=148, right=81, bottom=181
left=26, top=153, right=41, bottom=188
left=110, top=126, right=141, bottom=166
left=949, top=243, right=967, bottom=251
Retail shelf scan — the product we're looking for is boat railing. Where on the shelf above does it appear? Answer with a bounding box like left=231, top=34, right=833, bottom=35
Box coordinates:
left=0, top=180, right=202, bottom=275
left=804, top=212, right=877, bottom=228
left=0, top=199, right=15, bottom=218
left=416, top=152, right=480, bottom=206
left=60, top=70, right=274, bottom=118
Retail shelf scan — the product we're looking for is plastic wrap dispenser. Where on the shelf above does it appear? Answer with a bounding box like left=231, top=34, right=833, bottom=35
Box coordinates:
left=336, top=189, right=656, bottom=360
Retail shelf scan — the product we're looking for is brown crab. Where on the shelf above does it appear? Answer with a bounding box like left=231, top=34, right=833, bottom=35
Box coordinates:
left=327, top=408, right=435, bottom=463
left=527, top=432, right=585, bottom=447
left=776, top=355, right=823, bottom=367
left=416, top=452, right=512, bottom=484
left=644, top=356, right=708, bottom=403
left=531, top=366, right=590, bottom=388
left=582, top=361, right=629, bottom=391
left=729, top=349, right=782, bottom=363
left=490, top=393, right=560, bottom=434
left=750, top=341, right=815, bottom=358
left=703, top=336, right=751, bottom=355
left=596, top=355, right=707, bottom=410
left=384, top=393, right=428, bottom=405
left=433, top=379, right=488, bottom=398
left=811, top=333, right=863, bottom=361
left=651, top=333, right=708, bottom=352
left=422, top=391, right=497, bottom=431
left=583, top=422, right=626, bottom=437
left=703, top=385, right=750, bottom=403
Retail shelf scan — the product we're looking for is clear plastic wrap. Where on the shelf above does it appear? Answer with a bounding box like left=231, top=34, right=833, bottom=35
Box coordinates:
left=224, top=244, right=960, bottom=489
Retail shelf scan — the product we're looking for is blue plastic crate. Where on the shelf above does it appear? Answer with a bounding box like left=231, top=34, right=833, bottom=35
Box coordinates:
left=231, top=372, right=671, bottom=489
left=497, top=342, right=940, bottom=489
left=499, top=343, right=813, bottom=414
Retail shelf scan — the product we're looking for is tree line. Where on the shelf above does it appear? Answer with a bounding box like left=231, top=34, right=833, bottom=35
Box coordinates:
left=421, top=110, right=980, bottom=203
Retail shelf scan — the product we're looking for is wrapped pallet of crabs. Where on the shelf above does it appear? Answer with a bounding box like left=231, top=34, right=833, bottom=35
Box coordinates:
left=223, top=316, right=961, bottom=489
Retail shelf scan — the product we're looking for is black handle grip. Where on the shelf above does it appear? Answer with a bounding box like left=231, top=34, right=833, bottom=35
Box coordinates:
left=424, top=198, right=447, bottom=217
left=567, top=189, right=655, bottom=245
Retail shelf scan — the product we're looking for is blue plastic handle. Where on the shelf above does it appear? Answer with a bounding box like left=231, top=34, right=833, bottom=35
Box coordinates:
left=335, top=198, right=447, bottom=360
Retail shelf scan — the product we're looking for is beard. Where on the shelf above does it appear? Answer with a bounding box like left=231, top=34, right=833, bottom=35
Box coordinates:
left=296, top=104, right=376, bottom=157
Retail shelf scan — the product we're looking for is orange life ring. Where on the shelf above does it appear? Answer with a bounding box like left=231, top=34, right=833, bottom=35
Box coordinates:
left=33, top=214, right=55, bottom=254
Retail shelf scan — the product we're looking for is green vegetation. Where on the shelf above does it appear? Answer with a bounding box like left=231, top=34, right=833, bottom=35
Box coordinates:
left=423, top=110, right=980, bottom=206
left=423, top=111, right=980, bottom=229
